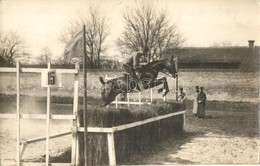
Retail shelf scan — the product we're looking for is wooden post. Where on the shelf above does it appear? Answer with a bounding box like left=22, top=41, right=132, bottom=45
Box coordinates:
left=46, top=62, right=51, bottom=166
left=150, top=88, right=153, bottom=103
left=127, top=93, right=130, bottom=107
left=72, top=62, right=79, bottom=165
left=115, top=74, right=118, bottom=109
left=107, top=133, right=116, bottom=165
left=175, top=57, right=178, bottom=101
left=163, top=89, right=166, bottom=101
left=183, top=113, right=186, bottom=130
left=138, top=91, right=141, bottom=106
left=16, top=61, right=20, bottom=166
left=83, top=25, right=88, bottom=166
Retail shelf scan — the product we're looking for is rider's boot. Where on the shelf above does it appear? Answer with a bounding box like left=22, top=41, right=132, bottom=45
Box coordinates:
left=136, top=82, right=141, bottom=91
left=134, top=74, right=141, bottom=91
left=130, top=68, right=141, bottom=91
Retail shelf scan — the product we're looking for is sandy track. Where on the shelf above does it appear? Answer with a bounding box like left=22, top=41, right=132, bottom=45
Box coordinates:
left=0, top=107, right=259, bottom=164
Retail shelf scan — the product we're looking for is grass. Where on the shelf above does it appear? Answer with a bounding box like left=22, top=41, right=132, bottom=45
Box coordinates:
left=0, top=71, right=258, bottom=102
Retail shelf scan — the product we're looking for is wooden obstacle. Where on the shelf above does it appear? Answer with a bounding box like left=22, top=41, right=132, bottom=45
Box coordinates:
left=77, top=110, right=185, bottom=165
left=0, top=61, right=80, bottom=166
left=0, top=57, right=182, bottom=166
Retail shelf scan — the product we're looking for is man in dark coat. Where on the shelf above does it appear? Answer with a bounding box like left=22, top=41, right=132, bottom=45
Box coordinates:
left=197, top=87, right=207, bottom=118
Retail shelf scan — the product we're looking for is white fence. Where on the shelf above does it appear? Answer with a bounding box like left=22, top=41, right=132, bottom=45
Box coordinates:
left=0, top=62, right=80, bottom=166
left=105, top=74, right=167, bottom=109
left=0, top=61, right=184, bottom=166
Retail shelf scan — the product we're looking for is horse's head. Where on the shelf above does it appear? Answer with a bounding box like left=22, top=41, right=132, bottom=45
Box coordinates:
left=164, top=55, right=178, bottom=78
left=99, top=77, right=118, bottom=107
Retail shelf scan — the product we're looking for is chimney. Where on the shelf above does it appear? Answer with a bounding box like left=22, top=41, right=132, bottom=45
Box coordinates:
left=248, top=40, right=255, bottom=48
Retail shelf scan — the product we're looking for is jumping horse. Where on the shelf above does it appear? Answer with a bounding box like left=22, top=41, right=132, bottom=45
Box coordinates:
left=99, top=55, right=178, bottom=106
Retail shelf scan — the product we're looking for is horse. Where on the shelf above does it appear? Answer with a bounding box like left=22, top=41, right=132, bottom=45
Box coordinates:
left=99, top=55, right=178, bottom=106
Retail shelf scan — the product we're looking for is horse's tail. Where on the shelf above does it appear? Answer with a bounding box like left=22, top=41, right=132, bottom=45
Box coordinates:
left=99, top=77, right=105, bottom=84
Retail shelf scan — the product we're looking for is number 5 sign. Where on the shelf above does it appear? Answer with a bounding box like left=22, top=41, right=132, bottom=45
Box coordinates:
left=41, top=70, right=62, bottom=87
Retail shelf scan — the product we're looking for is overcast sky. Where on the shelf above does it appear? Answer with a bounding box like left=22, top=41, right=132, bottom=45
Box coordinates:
left=1, top=0, right=259, bottom=61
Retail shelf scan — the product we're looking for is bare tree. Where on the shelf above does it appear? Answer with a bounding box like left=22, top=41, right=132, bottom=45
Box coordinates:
left=0, top=32, right=30, bottom=66
left=117, top=2, right=184, bottom=62
left=37, top=47, right=52, bottom=64
left=55, top=55, right=72, bottom=66
left=60, top=9, right=109, bottom=69
left=211, top=41, right=234, bottom=47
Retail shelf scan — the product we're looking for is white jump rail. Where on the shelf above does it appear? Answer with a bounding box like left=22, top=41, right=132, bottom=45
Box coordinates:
left=105, top=74, right=153, bottom=109
left=77, top=110, right=185, bottom=165
left=0, top=62, right=79, bottom=166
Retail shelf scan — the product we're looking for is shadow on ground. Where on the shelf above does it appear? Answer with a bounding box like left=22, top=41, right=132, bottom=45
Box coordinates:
left=123, top=131, right=205, bottom=165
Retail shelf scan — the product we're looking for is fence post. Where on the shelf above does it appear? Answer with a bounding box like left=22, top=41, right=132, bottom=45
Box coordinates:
left=107, top=133, right=116, bottom=165
left=46, top=62, right=51, bottom=166
left=16, top=61, right=20, bottom=166
left=175, top=57, right=178, bottom=101
left=183, top=112, right=186, bottom=130
left=139, top=91, right=141, bottom=106
left=115, top=74, right=118, bottom=109
left=150, top=88, right=153, bottom=103
left=72, top=62, right=79, bottom=165
left=45, top=62, right=51, bottom=166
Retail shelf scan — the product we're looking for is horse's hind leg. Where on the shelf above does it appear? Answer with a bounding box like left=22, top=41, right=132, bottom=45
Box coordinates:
left=151, top=77, right=169, bottom=96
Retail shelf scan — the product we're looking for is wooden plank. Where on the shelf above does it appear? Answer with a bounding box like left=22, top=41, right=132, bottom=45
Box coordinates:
left=52, top=115, right=76, bottom=120
left=0, top=67, right=16, bottom=72
left=150, top=88, right=153, bottom=103
left=0, top=67, right=78, bottom=74
left=72, top=63, right=79, bottom=165
left=107, top=133, right=116, bottom=165
left=0, top=162, right=74, bottom=166
left=77, top=127, right=114, bottom=133
left=0, top=114, right=16, bottom=118
left=21, top=68, right=78, bottom=74
left=138, top=91, right=141, bottom=106
left=183, top=113, right=186, bottom=130
left=20, top=132, right=71, bottom=145
left=78, top=111, right=185, bottom=133
left=0, top=114, right=76, bottom=120
left=20, top=143, right=27, bottom=160
left=113, top=111, right=185, bottom=132
left=46, top=62, right=51, bottom=166
left=111, top=101, right=151, bottom=105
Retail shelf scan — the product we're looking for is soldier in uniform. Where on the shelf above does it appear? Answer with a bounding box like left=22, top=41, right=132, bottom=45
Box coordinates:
left=197, top=87, right=207, bottom=118
left=177, top=87, right=187, bottom=110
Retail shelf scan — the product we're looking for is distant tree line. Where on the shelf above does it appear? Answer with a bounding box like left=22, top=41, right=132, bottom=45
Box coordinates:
left=1, top=1, right=186, bottom=68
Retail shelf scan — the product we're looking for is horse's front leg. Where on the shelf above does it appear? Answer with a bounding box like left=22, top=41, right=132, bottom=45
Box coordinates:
left=162, top=78, right=169, bottom=97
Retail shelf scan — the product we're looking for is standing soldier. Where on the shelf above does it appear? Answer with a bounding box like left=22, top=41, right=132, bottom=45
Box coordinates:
left=177, top=87, right=187, bottom=110
left=193, top=86, right=199, bottom=116
left=197, top=87, right=207, bottom=118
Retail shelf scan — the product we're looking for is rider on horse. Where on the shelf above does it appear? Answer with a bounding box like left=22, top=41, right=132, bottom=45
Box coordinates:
left=123, top=47, right=149, bottom=91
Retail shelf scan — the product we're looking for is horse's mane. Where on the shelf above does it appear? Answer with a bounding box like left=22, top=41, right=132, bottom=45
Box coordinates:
left=160, top=53, right=176, bottom=60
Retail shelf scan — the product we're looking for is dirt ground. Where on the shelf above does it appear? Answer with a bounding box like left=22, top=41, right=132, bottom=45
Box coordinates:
left=0, top=100, right=259, bottom=164
left=125, top=108, right=259, bottom=164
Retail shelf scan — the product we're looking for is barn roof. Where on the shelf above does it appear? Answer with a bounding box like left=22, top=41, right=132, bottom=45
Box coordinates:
left=168, top=47, right=251, bottom=63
